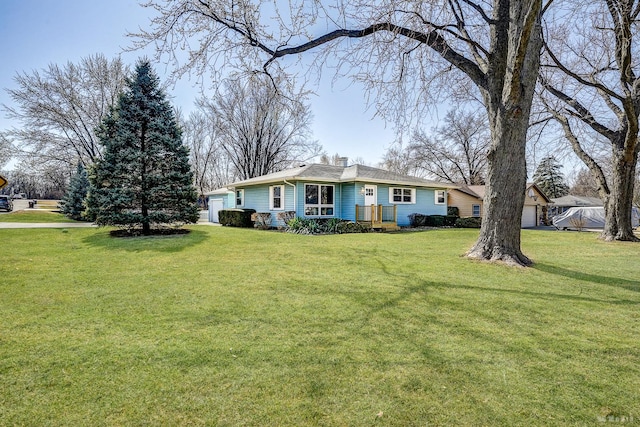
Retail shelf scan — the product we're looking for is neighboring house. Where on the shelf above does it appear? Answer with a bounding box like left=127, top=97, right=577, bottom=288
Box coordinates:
left=548, top=195, right=602, bottom=217
left=206, top=163, right=458, bottom=228
left=448, top=183, right=550, bottom=228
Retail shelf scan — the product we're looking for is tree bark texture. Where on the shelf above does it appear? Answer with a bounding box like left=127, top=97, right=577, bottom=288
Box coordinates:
left=466, top=102, right=533, bottom=265
left=601, top=144, right=639, bottom=241
left=467, top=0, right=543, bottom=266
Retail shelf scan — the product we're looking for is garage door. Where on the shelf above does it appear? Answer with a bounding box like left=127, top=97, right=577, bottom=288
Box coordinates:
left=209, top=199, right=224, bottom=223
left=521, top=205, right=537, bottom=228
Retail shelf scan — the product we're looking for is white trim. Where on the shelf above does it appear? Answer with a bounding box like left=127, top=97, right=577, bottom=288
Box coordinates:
left=283, top=180, right=296, bottom=211
left=235, top=189, right=244, bottom=207
left=389, top=187, right=416, bottom=204
left=435, top=190, right=446, bottom=205
left=304, top=183, right=335, bottom=217
left=269, top=185, right=285, bottom=210
left=364, top=184, right=377, bottom=205
left=472, top=204, right=481, bottom=217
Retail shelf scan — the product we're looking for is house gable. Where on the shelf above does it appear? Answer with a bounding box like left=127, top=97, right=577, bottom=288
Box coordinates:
left=448, top=188, right=483, bottom=218
left=524, top=183, right=551, bottom=206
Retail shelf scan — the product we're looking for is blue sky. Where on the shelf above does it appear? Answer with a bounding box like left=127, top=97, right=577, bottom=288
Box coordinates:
left=0, top=0, right=397, bottom=166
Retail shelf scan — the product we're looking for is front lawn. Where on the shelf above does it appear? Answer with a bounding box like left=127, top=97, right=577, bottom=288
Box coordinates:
left=1, top=227, right=638, bottom=426
left=0, top=210, right=76, bottom=223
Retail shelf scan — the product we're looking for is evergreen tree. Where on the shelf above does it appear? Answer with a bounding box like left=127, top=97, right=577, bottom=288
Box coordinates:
left=532, top=156, right=570, bottom=199
left=87, top=60, right=199, bottom=235
left=60, top=162, right=90, bottom=221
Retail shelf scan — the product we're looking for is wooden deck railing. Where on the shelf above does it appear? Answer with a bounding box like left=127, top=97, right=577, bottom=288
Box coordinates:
left=355, top=204, right=398, bottom=229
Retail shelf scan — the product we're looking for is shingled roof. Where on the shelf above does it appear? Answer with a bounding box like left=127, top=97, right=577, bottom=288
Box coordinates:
left=550, top=195, right=602, bottom=207
left=223, top=164, right=458, bottom=189
left=454, top=183, right=551, bottom=203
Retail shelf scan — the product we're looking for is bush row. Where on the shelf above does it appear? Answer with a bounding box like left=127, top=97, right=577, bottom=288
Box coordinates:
left=218, top=209, right=370, bottom=234
left=218, top=209, right=481, bottom=231
left=408, top=213, right=482, bottom=228
left=454, top=216, right=482, bottom=228
left=409, top=213, right=458, bottom=227
left=218, top=208, right=256, bottom=227
left=285, top=217, right=370, bottom=235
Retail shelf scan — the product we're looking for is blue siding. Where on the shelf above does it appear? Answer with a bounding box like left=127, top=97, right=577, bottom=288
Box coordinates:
left=340, top=183, right=356, bottom=221
left=350, top=184, right=447, bottom=226
left=386, top=186, right=447, bottom=226
left=231, top=181, right=447, bottom=227
left=237, top=184, right=295, bottom=227
left=294, top=182, right=305, bottom=215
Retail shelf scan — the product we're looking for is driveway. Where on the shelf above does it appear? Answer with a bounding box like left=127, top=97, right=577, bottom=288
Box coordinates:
left=0, top=203, right=215, bottom=228
left=0, top=199, right=94, bottom=228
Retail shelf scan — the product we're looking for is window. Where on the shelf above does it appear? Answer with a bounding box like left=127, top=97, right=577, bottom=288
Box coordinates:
left=389, top=187, right=415, bottom=204
left=269, top=185, right=284, bottom=210
left=235, top=189, right=244, bottom=207
left=435, top=190, right=446, bottom=205
left=304, top=184, right=334, bottom=216
left=472, top=204, right=481, bottom=217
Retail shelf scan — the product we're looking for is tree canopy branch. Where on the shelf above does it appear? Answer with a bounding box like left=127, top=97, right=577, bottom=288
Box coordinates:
left=543, top=42, right=624, bottom=101
left=259, top=23, right=487, bottom=89
left=541, top=79, right=617, bottom=140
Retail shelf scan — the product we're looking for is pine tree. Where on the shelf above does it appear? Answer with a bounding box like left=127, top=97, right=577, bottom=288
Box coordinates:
left=532, top=156, right=570, bottom=199
left=60, top=162, right=90, bottom=221
left=87, top=60, right=199, bottom=235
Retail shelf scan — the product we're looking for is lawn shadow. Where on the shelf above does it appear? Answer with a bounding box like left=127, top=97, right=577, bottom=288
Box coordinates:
left=351, top=257, right=640, bottom=316
left=533, top=262, right=640, bottom=293
left=421, top=281, right=640, bottom=305
left=82, top=228, right=208, bottom=253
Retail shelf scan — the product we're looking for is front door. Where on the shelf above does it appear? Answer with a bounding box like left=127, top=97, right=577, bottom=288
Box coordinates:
left=364, top=185, right=377, bottom=221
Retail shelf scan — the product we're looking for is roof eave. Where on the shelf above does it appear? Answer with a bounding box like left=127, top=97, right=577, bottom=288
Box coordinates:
left=232, top=176, right=457, bottom=188
left=351, top=178, right=459, bottom=189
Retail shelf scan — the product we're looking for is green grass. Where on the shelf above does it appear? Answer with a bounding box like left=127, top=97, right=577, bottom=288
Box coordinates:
left=0, top=210, right=76, bottom=222
left=1, top=227, right=639, bottom=426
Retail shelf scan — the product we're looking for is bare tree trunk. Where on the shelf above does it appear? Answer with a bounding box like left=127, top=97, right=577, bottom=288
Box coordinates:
left=601, top=146, right=639, bottom=241
left=467, top=104, right=532, bottom=265
left=467, top=0, right=543, bottom=266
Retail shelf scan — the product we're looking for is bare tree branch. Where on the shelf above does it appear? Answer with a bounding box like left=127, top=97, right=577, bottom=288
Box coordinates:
left=196, top=74, right=320, bottom=180
left=543, top=42, right=623, bottom=101
left=541, top=79, right=617, bottom=140
left=3, top=54, right=128, bottom=169
left=541, top=0, right=640, bottom=240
